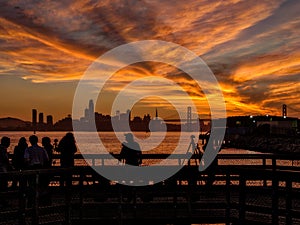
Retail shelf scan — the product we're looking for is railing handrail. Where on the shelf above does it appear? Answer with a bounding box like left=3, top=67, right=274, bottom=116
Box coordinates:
left=7, top=152, right=300, bottom=160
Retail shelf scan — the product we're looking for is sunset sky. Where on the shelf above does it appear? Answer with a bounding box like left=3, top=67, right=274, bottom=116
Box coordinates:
left=0, top=0, right=299, bottom=122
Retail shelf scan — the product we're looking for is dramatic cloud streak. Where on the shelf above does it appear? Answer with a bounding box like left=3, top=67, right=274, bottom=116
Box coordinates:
left=0, top=0, right=299, bottom=120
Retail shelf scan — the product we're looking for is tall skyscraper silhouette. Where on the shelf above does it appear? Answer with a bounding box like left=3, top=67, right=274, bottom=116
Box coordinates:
left=39, top=112, right=44, bottom=124
left=32, top=109, right=37, bottom=133
left=32, top=109, right=37, bottom=126
left=47, top=115, right=53, bottom=126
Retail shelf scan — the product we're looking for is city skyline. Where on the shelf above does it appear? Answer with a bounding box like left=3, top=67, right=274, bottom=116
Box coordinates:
left=0, top=99, right=298, bottom=132
left=1, top=102, right=298, bottom=127
left=0, top=1, right=300, bottom=121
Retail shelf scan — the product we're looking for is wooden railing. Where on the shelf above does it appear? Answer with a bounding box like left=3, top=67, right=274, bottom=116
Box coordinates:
left=1, top=153, right=300, bottom=225
left=7, top=152, right=300, bottom=168
left=46, top=153, right=300, bottom=171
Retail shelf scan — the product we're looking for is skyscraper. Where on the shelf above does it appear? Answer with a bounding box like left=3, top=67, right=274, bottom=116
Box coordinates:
left=32, top=109, right=37, bottom=126
left=39, top=112, right=44, bottom=124
left=47, top=115, right=53, bottom=126
left=88, top=99, right=94, bottom=122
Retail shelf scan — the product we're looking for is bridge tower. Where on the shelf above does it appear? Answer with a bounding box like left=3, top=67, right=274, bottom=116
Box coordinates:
left=282, top=104, right=287, bottom=118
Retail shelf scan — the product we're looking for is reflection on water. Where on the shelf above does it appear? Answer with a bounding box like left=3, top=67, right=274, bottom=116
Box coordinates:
left=1, top=131, right=257, bottom=155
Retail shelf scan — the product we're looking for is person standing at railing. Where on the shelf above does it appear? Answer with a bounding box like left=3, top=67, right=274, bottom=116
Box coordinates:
left=42, top=137, right=53, bottom=168
left=0, top=136, right=10, bottom=207
left=24, top=135, right=49, bottom=169
left=118, top=133, right=142, bottom=202
left=12, top=137, right=28, bottom=171
left=119, top=133, right=142, bottom=166
left=24, top=135, right=49, bottom=206
left=56, top=132, right=77, bottom=187
left=41, top=137, right=54, bottom=205
left=0, top=136, right=10, bottom=173
left=56, top=132, right=77, bottom=168
left=12, top=137, right=28, bottom=188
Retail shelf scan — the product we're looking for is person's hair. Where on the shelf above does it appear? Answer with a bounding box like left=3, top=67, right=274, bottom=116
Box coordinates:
left=42, top=137, right=51, bottom=146
left=65, top=132, right=75, bottom=142
left=124, top=133, right=134, bottom=141
left=18, top=137, right=26, bottom=145
left=29, top=135, right=38, bottom=145
left=1, top=136, right=10, bottom=147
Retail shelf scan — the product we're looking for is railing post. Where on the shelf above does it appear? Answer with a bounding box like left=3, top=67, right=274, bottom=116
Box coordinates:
left=79, top=171, right=84, bottom=222
left=238, top=174, right=246, bottom=224
left=65, top=170, right=72, bottom=225
left=286, top=178, right=292, bottom=225
left=225, top=172, right=231, bottom=225
left=263, top=158, right=267, bottom=187
left=262, top=158, right=266, bottom=168
left=272, top=156, right=276, bottom=172
left=32, top=172, right=39, bottom=225
left=118, top=185, right=123, bottom=225
left=272, top=173, right=279, bottom=225
left=18, top=173, right=26, bottom=225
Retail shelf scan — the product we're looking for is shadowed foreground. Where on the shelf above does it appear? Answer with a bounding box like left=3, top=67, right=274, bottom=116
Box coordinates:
left=1, top=154, right=300, bottom=225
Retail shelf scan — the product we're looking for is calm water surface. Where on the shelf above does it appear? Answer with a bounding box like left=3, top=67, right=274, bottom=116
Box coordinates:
left=0, top=131, right=256, bottom=155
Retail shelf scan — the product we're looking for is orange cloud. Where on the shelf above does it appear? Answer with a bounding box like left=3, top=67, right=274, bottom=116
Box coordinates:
left=0, top=0, right=299, bottom=119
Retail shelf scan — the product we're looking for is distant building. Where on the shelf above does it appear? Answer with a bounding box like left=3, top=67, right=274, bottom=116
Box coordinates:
left=84, top=108, right=89, bottom=121
left=47, top=115, right=53, bottom=126
left=32, top=109, right=37, bottom=126
left=256, top=116, right=298, bottom=136
left=54, top=114, right=73, bottom=131
left=150, top=108, right=162, bottom=131
left=226, top=115, right=298, bottom=136
left=39, top=112, right=44, bottom=124
left=88, top=99, right=94, bottom=122
left=80, top=99, right=95, bottom=124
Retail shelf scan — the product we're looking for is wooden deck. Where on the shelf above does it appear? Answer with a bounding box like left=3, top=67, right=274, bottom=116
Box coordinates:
left=1, top=153, right=300, bottom=225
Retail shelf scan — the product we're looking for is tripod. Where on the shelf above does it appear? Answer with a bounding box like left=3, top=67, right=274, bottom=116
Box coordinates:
left=183, top=135, right=202, bottom=166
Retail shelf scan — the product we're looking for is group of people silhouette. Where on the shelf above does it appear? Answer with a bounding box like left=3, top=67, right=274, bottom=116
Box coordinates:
left=0, top=132, right=219, bottom=207
left=0, top=132, right=77, bottom=206
left=0, top=132, right=77, bottom=173
left=0, top=132, right=143, bottom=206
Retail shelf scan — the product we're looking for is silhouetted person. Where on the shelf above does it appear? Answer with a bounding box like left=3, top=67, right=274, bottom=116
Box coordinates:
left=0, top=136, right=10, bottom=173
left=42, top=137, right=53, bottom=168
left=41, top=137, right=54, bottom=205
left=57, top=133, right=77, bottom=168
left=12, top=137, right=27, bottom=188
left=24, top=135, right=49, bottom=169
left=57, top=133, right=77, bottom=187
left=12, top=137, right=28, bottom=170
left=119, top=133, right=142, bottom=166
left=0, top=136, right=10, bottom=207
left=24, top=135, right=49, bottom=206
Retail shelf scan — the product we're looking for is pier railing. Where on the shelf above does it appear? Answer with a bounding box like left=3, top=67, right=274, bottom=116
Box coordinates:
left=7, top=152, right=300, bottom=169
left=47, top=152, right=300, bottom=171
left=1, top=153, right=300, bottom=225
left=1, top=165, right=300, bottom=225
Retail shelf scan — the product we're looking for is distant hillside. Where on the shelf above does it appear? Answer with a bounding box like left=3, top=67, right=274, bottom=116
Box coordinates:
left=0, top=117, right=29, bottom=128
